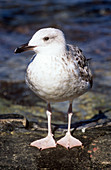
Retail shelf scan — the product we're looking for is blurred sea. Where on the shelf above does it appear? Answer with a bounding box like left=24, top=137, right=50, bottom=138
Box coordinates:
left=0, top=0, right=111, bottom=81
left=0, top=0, right=111, bottom=123
left=0, top=0, right=111, bottom=97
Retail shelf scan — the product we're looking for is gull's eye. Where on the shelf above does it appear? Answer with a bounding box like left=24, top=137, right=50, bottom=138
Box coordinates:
left=43, top=37, right=49, bottom=41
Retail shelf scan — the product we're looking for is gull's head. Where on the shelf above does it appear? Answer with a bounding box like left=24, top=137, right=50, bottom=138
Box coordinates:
left=14, top=28, right=66, bottom=55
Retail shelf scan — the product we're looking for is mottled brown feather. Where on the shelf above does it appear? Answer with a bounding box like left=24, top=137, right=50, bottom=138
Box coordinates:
left=66, top=44, right=93, bottom=88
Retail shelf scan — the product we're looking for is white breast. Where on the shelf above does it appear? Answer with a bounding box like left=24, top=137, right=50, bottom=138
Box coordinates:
left=26, top=54, right=90, bottom=102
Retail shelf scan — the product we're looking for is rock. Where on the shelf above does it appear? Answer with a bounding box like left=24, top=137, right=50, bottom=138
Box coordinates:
left=0, top=113, right=28, bottom=132
left=0, top=119, right=111, bottom=169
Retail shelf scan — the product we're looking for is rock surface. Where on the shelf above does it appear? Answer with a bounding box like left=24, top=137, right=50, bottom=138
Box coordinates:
left=0, top=117, right=111, bottom=169
left=0, top=80, right=111, bottom=169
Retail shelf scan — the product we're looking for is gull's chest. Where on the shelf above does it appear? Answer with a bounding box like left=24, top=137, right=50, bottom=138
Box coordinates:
left=26, top=54, right=90, bottom=102
left=27, top=55, right=66, bottom=82
left=26, top=55, right=70, bottom=96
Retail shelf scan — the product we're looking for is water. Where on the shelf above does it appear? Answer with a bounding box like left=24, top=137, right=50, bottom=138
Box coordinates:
left=0, top=0, right=111, bottom=80
left=0, top=0, right=111, bottom=81
left=0, top=0, right=111, bottom=124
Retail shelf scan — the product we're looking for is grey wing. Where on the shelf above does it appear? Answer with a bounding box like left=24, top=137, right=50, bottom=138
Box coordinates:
left=66, top=44, right=93, bottom=88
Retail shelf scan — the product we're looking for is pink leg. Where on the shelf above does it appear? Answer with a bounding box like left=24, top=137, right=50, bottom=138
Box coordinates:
left=57, top=103, right=82, bottom=149
left=30, top=103, right=56, bottom=150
